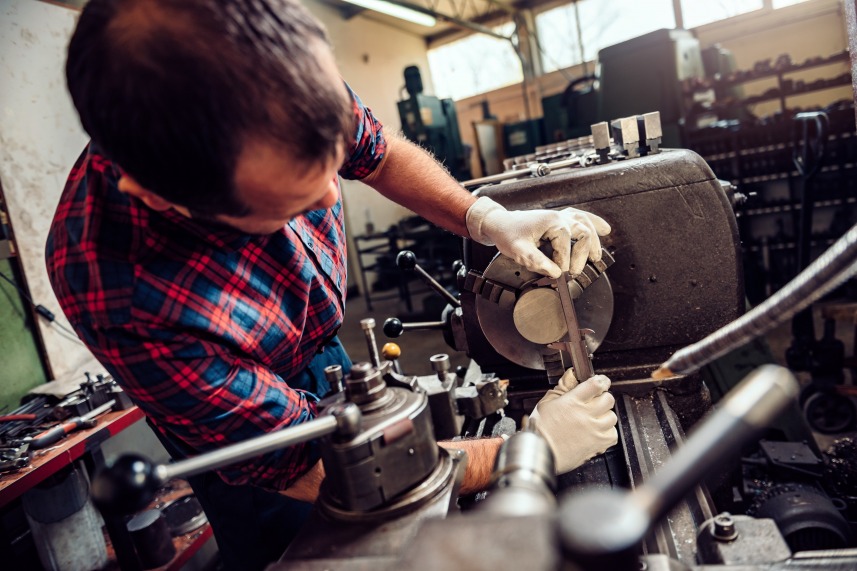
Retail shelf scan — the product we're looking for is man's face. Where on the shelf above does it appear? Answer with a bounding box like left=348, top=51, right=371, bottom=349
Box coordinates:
left=213, top=139, right=345, bottom=235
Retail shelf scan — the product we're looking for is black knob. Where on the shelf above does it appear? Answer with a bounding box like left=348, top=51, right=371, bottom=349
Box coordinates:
left=452, top=260, right=465, bottom=275
left=396, top=250, right=417, bottom=270
left=384, top=318, right=404, bottom=338
left=91, top=454, right=163, bottom=516
left=456, top=366, right=467, bottom=379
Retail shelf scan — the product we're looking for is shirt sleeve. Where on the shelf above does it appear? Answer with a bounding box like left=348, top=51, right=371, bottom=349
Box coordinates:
left=339, top=84, right=387, bottom=180
left=76, top=321, right=322, bottom=491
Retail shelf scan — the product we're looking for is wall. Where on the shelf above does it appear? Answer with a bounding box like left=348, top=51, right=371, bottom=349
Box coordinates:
left=304, top=0, right=435, bottom=295
left=0, top=0, right=102, bottom=384
left=453, top=0, right=850, bottom=177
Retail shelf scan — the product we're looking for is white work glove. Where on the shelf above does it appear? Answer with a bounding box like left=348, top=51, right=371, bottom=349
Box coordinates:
left=528, top=369, right=618, bottom=474
left=466, top=196, right=611, bottom=278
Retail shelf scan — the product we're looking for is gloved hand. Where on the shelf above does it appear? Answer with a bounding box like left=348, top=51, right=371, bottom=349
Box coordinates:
left=528, top=369, right=618, bottom=474
left=466, top=196, right=611, bottom=278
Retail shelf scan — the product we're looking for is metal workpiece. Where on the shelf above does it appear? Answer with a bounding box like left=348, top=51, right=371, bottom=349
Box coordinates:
left=479, top=430, right=556, bottom=517
left=360, top=318, right=382, bottom=367
left=471, top=252, right=614, bottom=372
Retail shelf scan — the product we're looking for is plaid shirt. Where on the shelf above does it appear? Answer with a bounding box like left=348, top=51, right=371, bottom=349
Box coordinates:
left=46, top=89, right=386, bottom=490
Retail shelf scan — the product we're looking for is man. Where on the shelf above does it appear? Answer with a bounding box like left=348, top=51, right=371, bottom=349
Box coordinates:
left=47, top=0, right=617, bottom=569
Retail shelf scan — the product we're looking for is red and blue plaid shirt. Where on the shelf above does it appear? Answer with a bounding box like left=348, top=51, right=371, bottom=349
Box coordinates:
left=46, top=89, right=386, bottom=491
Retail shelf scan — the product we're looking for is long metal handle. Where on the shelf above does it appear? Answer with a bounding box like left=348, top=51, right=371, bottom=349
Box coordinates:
left=634, top=365, right=798, bottom=523
left=559, top=365, right=799, bottom=571
left=158, top=404, right=359, bottom=482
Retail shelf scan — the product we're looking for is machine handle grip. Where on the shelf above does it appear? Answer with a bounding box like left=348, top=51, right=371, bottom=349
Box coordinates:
left=92, top=403, right=361, bottom=515
left=396, top=251, right=461, bottom=308
left=383, top=317, right=448, bottom=338
left=558, top=365, right=799, bottom=571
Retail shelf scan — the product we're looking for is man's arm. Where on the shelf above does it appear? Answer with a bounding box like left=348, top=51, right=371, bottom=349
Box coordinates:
left=280, top=437, right=504, bottom=502
left=439, top=437, right=504, bottom=494
left=361, top=134, right=475, bottom=237
left=360, top=134, right=611, bottom=278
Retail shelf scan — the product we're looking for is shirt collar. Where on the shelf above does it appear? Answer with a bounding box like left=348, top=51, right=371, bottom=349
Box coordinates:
left=156, top=208, right=255, bottom=251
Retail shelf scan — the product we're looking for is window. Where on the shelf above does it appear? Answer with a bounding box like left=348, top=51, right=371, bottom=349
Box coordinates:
left=680, top=0, right=763, bottom=29
left=536, top=0, right=676, bottom=74
left=772, top=0, right=811, bottom=7
left=427, top=22, right=523, bottom=101
left=535, top=4, right=582, bottom=73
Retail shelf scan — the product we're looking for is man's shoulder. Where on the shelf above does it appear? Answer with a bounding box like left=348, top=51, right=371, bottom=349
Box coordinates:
left=46, top=146, right=145, bottom=327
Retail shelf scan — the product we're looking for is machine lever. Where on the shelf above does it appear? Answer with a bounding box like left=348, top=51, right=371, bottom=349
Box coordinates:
left=92, top=402, right=362, bottom=515
left=559, top=365, right=799, bottom=570
left=383, top=317, right=447, bottom=338
left=396, top=251, right=461, bottom=308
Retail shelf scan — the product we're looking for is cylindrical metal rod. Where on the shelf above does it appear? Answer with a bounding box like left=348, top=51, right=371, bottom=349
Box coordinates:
left=654, top=222, right=857, bottom=378
left=360, top=318, right=382, bottom=367
left=160, top=414, right=341, bottom=482
left=634, top=365, right=799, bottom=523
left=413, top=265, right=461, bottom=308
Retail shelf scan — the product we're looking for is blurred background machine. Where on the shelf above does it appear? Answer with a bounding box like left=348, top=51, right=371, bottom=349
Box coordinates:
left=397, top=65, right=472, bottom=181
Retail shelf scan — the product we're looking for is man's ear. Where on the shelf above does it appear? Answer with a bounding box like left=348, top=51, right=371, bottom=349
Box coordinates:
left=117, top=174, right=183, bottom=213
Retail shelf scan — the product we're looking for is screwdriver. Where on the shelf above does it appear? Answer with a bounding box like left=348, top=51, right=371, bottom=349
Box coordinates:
left=25, top=399, right=116, bottom=450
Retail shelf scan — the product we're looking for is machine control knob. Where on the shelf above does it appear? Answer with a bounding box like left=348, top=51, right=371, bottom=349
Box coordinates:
left=396, top=250, right=417, bottom=270
left=381, top=343, right=401, bottom=360
left=384, top=318, right=405, bottom=338
left=395, top=250, right=460, bottom=308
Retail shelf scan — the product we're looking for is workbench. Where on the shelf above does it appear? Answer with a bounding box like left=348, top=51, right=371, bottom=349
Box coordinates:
left=0, top=406, right=213, bottom=570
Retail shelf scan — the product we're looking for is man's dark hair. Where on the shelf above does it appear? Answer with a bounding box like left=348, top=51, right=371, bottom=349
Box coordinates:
left=67, top=0, right=353, bottom=216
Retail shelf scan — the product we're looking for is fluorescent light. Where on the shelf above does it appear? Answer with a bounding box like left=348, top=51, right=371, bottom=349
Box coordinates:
left=342, top=0, right=437, bottom=27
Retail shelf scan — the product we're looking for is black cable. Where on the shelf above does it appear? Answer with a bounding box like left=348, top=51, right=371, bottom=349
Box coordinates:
left=0, top=269, right=86, bottom=345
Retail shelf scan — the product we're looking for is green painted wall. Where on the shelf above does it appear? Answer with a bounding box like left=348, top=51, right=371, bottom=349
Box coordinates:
left=0, top=259, right=48, bottom=411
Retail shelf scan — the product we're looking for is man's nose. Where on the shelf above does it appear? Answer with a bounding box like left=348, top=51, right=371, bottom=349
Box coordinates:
left=313, top=180, right=339, bottom=210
